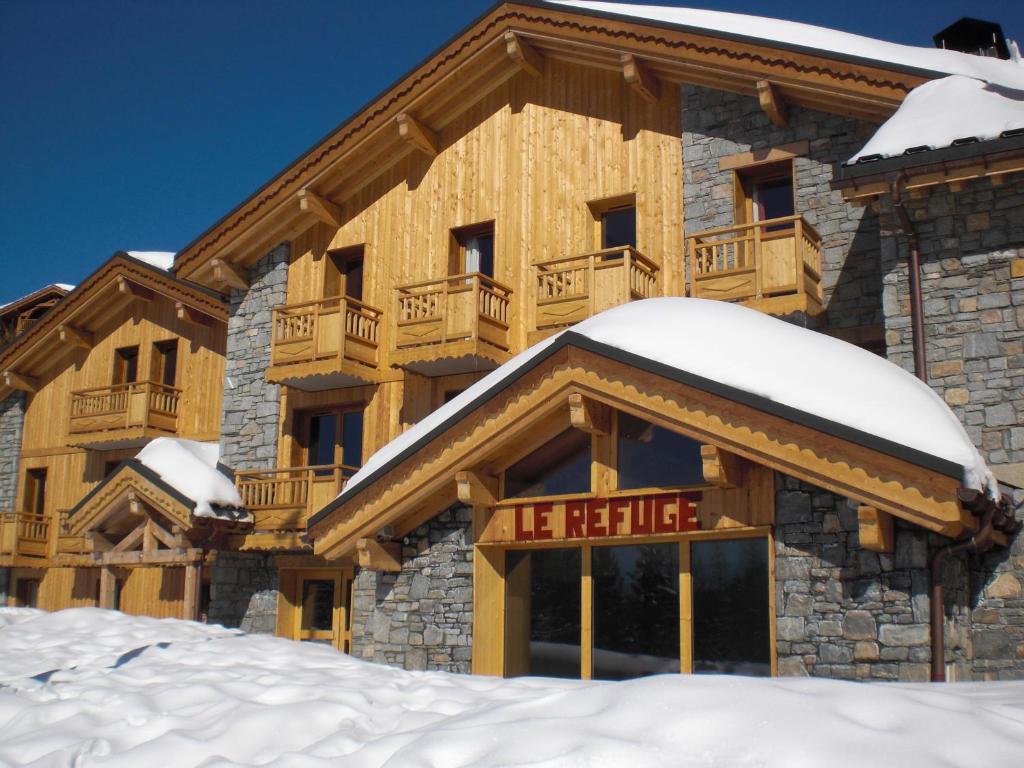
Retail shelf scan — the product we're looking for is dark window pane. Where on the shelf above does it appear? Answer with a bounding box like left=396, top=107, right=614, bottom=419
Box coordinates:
left=114, top=346, right=139, bottom=384
left=344, top=257, right=364, bottom=301
left=617, top=411, right=704, bottom=490
left=754, top=177, right=794, bottom=228
left=155, top=341, right=177, bottom=387
left=602, top=206, right=636, bottom=249
left=309, top=414, right=337, bottom=467
left=301, top=579, right=335, bottom=633
left=691, top=538, right=771, bottom=676
left=341, top=411, right=363, bottom=473
left=474, top=233, right=495, bottom=278
left=506, top=548, right=582, bottom=679
left=504, top=428, right=591, bottom=499
left=593, top=543, right=680, bottom=680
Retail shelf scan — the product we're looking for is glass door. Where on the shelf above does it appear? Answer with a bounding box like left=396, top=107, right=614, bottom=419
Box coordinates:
left=295, top=569, right=352, bottom=650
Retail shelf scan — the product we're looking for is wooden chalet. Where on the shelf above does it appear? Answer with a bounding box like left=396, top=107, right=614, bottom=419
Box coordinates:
left=0, top=283, right=73, bottom=351
left=4, top=2, right=1022, bottom=681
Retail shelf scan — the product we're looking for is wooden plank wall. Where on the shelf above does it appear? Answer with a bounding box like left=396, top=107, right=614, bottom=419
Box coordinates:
left=119, top=567, right=186, bottom=619
left=37, top=567, right=99, bottom=609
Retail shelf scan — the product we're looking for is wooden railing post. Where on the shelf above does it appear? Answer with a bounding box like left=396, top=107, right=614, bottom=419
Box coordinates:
left=587, top=254, right=596, bottom=317
left=794, top=217, right=805, bottom=302
left=338, top=298, right=347, bottom=363
left=752, top=222, right=763, bottom=300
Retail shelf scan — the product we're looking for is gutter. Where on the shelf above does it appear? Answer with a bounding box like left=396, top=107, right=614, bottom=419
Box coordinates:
left=888, top=175, right=928, bottom=382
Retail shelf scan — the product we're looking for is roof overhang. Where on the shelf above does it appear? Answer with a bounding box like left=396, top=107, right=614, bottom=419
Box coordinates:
left=308, top=332, right=977, bottom=559
left=173, top=0, right=935, bottom=285
left=0, top=252, right=227, bottom=399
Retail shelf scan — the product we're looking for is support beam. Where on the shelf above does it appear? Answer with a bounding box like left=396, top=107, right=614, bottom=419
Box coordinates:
left=88, top=531, right=114, bottom=553
left=116, top=276, right=155, bottom=301
left=456, top=470, right=498, bottom=508
left=113, top=522, right=145, bottom=553
left=297, top=189, right=343, bottom=229
left=94, top=548, right=204, bottom=566
left=211, top=258, right=250, bottom=291
left=3, top=370, right=38, bottom=392
left=700, top=444, right=747, bottom=488
left=858, top=506, right=895, bottom=553
left=99, top=566, right=116, bottom=609
left=143, top=518, right=157, bottom=554
left=504, top=31, right=543, bottom=78
left=183, top=562, right=201, bottom=620
left=126, top=490, right=145, bottom=518
left=356, top=537, right=402, bottom=572
left=621, top=54, right=660, bottom=102
left=568, top=392, right=610, bottom=435
left=175, top=302, right=214, bottom=327
left=396, top=113, right=439, bottom=157
left=59, top=324, right=94, bottom=349
left=756, top=79, right=788, bottom=127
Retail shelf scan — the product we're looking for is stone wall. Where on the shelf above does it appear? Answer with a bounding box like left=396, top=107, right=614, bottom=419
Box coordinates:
left=0, top=392, right=25, bottom=510
left=681, top=84, right=883, bottom=331
left=206, top=551, right=278, bottom=633
left=350, top=505, right=474, bottom=672
left=219, top=244, right=290, bottom=471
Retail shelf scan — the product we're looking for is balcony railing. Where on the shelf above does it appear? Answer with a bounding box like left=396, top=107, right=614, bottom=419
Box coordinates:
left=69, top=381, right=180, bottom=438
left=270, top=295, right=381, bottom=379
left=534, top=246, right=659, bottom=332
left=394, top=272, right=512, bottom=358
left=235, top=463, right=357, bottom=532
left=688, top=215, right=823, bottom=314
left=0, top=511, right=50, bottom=559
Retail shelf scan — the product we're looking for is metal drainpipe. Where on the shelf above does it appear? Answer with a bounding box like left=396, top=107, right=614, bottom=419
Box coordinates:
left=929, top=497, right=996, bottom=682
left=887, top=176, right=928, bottom=382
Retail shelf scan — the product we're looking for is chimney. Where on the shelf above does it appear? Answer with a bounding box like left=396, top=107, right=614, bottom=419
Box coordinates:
left=933, top=17, right=1011, bottom=59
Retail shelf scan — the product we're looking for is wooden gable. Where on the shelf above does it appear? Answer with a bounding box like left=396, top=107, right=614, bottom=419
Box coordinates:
left=308, top=334, right=976, bottom=559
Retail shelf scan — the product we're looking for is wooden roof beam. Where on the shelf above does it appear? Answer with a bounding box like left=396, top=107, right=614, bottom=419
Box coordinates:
left=3, top=370, right=38, bottom=392
left=297, top=189, right=342, bottom=229
left=757, top=79, right=788, bottom=126
left=396, top=113, right=439, bottom=157
left=58, top=324, right=94, bottom=350
left=700, top=444, right=747, bottom=489
left=211, top=258, right=250, bottom=291
left=621, top=53, right=660, bottom=102
left=356, top=537, right=402, bottom=572
left=117, top=276, right=155, bottom=302
left=504, top=30, right=543, bottom=78
left=456, top=470, right=498, bottom=508
left=568, top=392, right=610, bottom=435
left=175, top=302, right=214, bottom=327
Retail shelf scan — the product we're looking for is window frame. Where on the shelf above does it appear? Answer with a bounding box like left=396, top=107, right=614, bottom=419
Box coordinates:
left=323, top=244, right=366, bottom=301
left=449, top=221, right=496, bottom=278
left=733, top=160, right=795, bottom=227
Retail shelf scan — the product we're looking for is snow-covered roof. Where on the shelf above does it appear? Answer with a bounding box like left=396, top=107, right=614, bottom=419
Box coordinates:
left=553, top=2, right=1024, bottom=90
left=126, top=251, right=175, bottom=271
left=339, top=298, right=995, bottom=505
left=0, top=283, right=74, bottom=312
left=848, top=76, right=1024, bottom=163
left=134, top=438, right=246, bottom=519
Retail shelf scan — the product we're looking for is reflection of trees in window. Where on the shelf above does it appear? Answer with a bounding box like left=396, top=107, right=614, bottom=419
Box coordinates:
left=617, top=411, right=703, bottom=490
left=504, top=428, right=591, bottom=498
left=691, top=538, right=770, bottom=676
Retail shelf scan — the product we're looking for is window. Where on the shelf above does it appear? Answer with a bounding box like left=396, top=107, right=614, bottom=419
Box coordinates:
left=324, top=246, right=364, bottom=301
left=112, top=346, right=139, bottom=385
left=151, top=340, right=178, bottom=387
left=14, top=578, right=40, bottom=608
left=25, top=468, right=46, bottom=515
left=451, top=222, right=494, bottom=278
left=600, top=205, right=636, bottom=250
left=735, top=161, right=794, bottom=230
left=301, top=408, right=364, bottom=476
left=504, top=428, right=591, bottom=499
left=617, top=412, right=704, bottom=490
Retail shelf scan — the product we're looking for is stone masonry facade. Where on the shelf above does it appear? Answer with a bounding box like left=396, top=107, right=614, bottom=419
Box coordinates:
left=350, top=505, right=474, bottom=673
left=682, top=84, right=883, bottom=331
left=0, top=392, right=25, bottom=511
left=206, top=551, right=279, bottom=633
left=219, top=243, right=290, bottom=471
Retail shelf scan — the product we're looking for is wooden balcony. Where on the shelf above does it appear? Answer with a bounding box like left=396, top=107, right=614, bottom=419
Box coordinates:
left=234, top=464, right=354, bottom=548
left=392, top=273, right=512, bottom=375
left=688, top=215, right=824, bottom=316
left=0, top=512, right=50, bottom=562
left=68, top=381, right=181, bottom=448
left=266, top=296, right=382, bottom=390
left=533, top=247, right=659, bottom=340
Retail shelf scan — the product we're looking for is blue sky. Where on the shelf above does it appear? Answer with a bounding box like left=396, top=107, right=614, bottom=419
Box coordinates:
left=2, top=0, right=1022, bottom=302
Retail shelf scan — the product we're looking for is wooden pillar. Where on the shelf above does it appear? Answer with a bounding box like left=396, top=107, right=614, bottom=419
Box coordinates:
left=99, top=566, right=116, bottom=609
left=183, top=562, right=201, bottom=621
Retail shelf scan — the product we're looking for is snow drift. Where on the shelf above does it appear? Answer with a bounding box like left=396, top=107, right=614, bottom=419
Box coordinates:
left=1, top=608, right=1022, bottom=768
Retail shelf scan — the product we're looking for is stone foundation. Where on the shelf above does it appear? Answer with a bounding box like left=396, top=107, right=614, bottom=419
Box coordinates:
left=206, top=551, right=278, bottom=633
left=350, top=505, right=474, bottom=672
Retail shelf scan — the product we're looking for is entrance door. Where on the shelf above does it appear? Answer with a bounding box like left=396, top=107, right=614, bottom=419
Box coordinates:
left=295, top=569, right=352, bottom=649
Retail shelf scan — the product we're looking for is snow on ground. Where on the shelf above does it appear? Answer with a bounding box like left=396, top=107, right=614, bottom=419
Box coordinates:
left=126, top=251, right=175, bottom=271
left=552, top=2, right=1024, bottom=89
left=134, top=438, right=246, bottom=519
left=850, top=76, right=1024, bottom=162
left=342, top=298, right=996, bottom=504
left=0, top=609, right=1021, bottom=768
